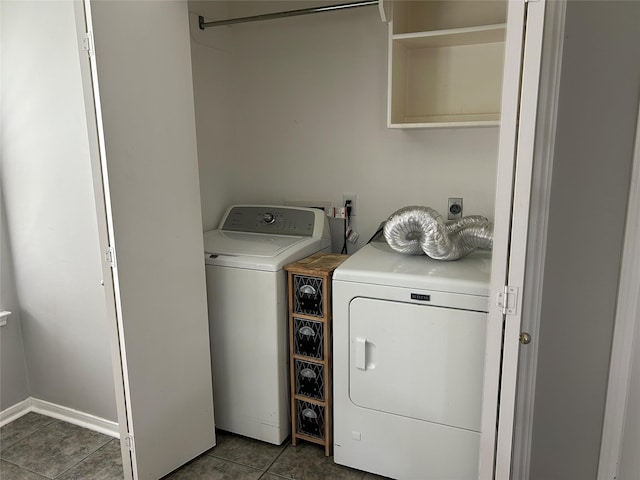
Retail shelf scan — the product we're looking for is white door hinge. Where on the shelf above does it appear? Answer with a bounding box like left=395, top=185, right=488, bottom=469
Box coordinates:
left=105, top=246, right=116, bottom=268
left=0, top=311, right=11, bottom=327
left=496, top=286, right=519, bottom=315
left=82, top=31, right=94, bottom=57
left=122, top=433, right=134, bottom=451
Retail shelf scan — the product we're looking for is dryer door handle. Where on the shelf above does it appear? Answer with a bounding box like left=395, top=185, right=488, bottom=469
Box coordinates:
left=355, top=337, right=367, bottom=370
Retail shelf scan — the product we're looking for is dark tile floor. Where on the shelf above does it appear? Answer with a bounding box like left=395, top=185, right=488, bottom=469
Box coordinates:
left=1, top=413, right=387, bottom=480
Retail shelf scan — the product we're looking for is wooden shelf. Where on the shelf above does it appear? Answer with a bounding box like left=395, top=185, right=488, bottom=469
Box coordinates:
left=391, top=0, right=507, bottom=35
left=388, top=113, right=501, bottom=129
left=392, top=23, right=506, bottom=48
left=386, top=0, right=507, bottom=129
left=285, top=253, right=348, bottom=456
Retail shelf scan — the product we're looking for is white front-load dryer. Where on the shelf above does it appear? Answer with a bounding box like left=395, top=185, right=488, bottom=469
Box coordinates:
left=204, top=205, right=330, bottom=445
left=332, top=239, right=491, bottom=479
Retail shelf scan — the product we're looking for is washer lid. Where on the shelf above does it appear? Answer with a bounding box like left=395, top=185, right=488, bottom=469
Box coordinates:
left=203, top=230, right=306, bottom=257
left=333, top=240, right=491, bottom=297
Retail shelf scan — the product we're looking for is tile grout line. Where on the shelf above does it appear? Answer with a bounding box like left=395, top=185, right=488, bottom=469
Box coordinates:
left=1, top=416, right=114, bottom=480
left=206, top=436, right=291, bottom=479
left=258, top=471, right=290, bottom=480
left=0, top=457, right=52, bottom=480
left=262, top=439, right=292, bottom=477
left=4, top=418, right=376, bottom=480
left=0, top=413, right=58, bottom=452
left=51, top=436, right=114, bottom=479
left=204, top=452, right=268, bottom=475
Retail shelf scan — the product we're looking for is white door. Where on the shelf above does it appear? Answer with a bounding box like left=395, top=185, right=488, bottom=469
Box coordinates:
left=479, top=0, right=548, bottom=478
left=75, top=1, right=215, bottom=478
left=598, top=99, right=640, bottom=480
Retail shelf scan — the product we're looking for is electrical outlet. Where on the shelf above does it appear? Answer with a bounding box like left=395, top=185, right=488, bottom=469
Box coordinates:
left=448, top=197, right=463, bottom=220
left=342, top=193, right=357, bottom=216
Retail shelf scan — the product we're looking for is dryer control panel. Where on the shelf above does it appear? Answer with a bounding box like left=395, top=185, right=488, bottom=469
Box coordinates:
left=220, top=205, right=317, bottom=236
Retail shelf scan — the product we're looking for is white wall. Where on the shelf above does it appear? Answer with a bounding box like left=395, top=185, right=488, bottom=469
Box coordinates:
left=0, top=0, right=116, bottom=421
left=190, top=12, right=237, bottom=230
left=529, top=2, right=640, bottom=479
left=0, top=193, right=30, bottom=411
left=189, top=5, right=500, bottom=251
left=0, top=2, right=30, bottom=412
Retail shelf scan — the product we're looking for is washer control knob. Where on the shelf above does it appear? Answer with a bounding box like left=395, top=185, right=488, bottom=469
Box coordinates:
left=263, top=212, right=275, bottom=224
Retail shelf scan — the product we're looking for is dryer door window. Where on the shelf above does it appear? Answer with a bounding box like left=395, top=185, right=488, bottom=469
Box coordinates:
left=348, top=297, right=487, bottom=432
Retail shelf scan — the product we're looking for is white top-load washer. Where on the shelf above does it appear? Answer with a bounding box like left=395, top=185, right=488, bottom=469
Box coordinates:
left=332, top=238, right=491, bottom=479
left=204, top=205, right=330, bottom=445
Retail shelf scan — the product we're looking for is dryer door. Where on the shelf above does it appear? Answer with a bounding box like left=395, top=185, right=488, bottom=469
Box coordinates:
left=349, top=297, right=487, bottom=432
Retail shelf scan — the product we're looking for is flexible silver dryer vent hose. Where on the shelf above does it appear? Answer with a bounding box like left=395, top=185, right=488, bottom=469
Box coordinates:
left=383, top=206, right=493, bottom=260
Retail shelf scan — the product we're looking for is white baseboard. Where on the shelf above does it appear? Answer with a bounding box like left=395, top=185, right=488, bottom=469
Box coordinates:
left=0, top=398, right=32, bottom=426
left=0, top=397, right=119, bottom=439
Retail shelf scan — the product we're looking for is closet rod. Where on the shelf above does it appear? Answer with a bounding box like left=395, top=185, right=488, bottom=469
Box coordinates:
left=198, top=0, right=378, bottom=29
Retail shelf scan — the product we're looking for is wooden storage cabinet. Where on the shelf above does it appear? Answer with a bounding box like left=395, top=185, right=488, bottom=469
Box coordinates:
left=285, top=253, right=348, bottom=456
left=386, top=0, right=507, bottom=128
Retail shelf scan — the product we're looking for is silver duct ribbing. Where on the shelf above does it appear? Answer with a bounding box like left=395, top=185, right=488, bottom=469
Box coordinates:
left=383, top=206, right=493, bottom=260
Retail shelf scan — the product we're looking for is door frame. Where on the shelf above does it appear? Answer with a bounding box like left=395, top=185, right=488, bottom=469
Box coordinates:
left=479, top=0, right=551, bottom=478
left=510, top=1, right=567, bottom=478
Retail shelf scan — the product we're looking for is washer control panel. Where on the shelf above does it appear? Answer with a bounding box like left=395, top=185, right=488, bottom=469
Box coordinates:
left=221, top=206, right=317, bottom=236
